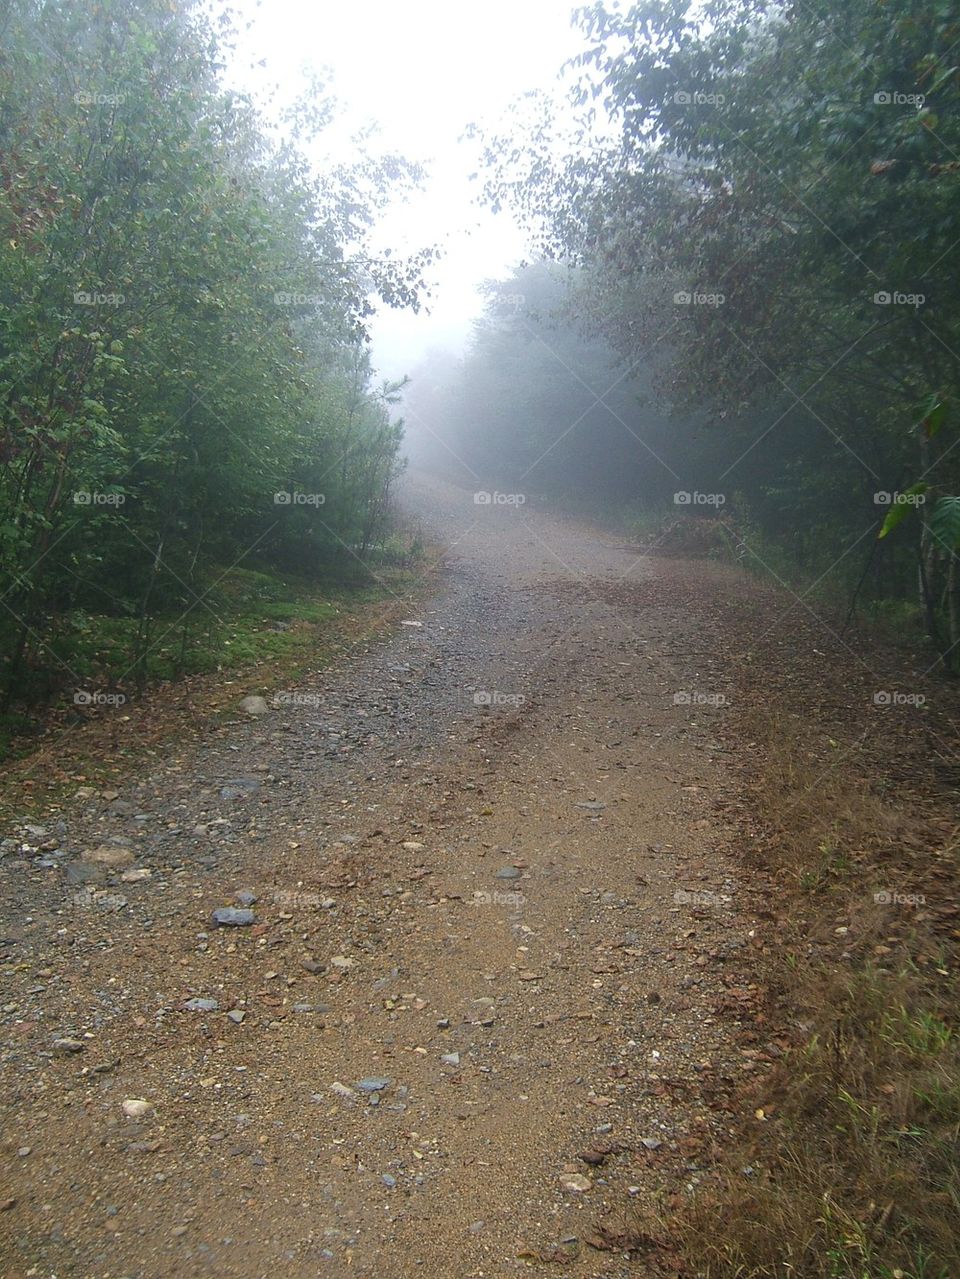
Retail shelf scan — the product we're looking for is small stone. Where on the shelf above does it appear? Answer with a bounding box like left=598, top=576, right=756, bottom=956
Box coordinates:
left=302, top=958, right=325, bottom=974
left=579, top=1149, right=607, bottom=1166
left=575, top=801, right=606, bottom=812
left=221, top=779, right=261, bottom=801
left=402, top=841, right=425, bottom=851
left=356, top=1077, right=391, bottom=1093
left=495, top=865, right=522, bottom=880
left=239, top=696, right=270, bottom=717
left=382, top=1174, right=397, bottom=1187
left=210, top=907, right=255, bottom=927
left=226, top=1009, right=245, bottom=1024
left=330, top=955, right=355, bottom=970
left=122, top=1099, right=152, bottom=1119
left=17, top=1147, right=31, bottom=1158
left=441, top=1053, right=460, bottom=1066
left=53, top=1037, right=85, bottom=1054
left=436, top=1018, right=450, bottom=1029
left=640, top=1136, right=663, bottom=1150
left=184, top=998, right=219, bottom=1012
left=559, top=1173, right=592, bottom=1192
left=81, top=845, right=134, bottom=868
left=120, top=867, right=152, bottom=883
left=234, top=889, right=258, bottom=906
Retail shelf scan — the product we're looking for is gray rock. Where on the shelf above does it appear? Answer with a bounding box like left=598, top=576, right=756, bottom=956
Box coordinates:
left=53, top=1037, right=85, bottom=1053
left=220, top=778, right=261, bottom=801
left=576, top=801, right=606, bottom=812
left=234, top=889, right=258, bottom=906
left=495, top=865, right=521, bottom=880
left=355, top=1077, right=391, bottom=1093
left=184, top=998, right=219, bottom=1012
left=64, top=862, right=104, bottom=885
left=441, top=1053, right=460, bottom=1066
left=226, top=1009, right=246, bottom=1023
left=210, top=907, right=255, bottom=927
left=239, top=696, right=270, bottom=717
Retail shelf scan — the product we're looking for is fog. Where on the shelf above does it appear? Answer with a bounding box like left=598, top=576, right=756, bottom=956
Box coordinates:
left=226, top=0, right=587, bottom=380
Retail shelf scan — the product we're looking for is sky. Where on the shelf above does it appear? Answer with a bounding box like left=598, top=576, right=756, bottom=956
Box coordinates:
left=227, top=0, right=588, bottom=380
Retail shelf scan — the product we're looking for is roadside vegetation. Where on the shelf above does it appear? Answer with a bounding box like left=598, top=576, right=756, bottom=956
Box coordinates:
left=0, top=0, right=430, bottom=754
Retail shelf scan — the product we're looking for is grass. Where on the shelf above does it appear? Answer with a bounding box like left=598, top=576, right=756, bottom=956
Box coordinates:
left=669, top=707, right=960, bottom=1278
left=0, top=535, right=428, bottom=767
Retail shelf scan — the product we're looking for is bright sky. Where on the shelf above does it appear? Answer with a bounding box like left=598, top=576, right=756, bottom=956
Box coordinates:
left=228, top=0, right=587, bottom=379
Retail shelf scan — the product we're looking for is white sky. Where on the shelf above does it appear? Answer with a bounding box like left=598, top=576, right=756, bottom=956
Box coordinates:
left=227, top=0, right=587, bottom=379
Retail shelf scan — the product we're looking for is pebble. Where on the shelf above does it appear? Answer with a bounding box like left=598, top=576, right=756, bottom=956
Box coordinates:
left=184, top=998, right=219, bottom=1012
left=210, top=907, right=255, bottom=927
left=441, top=1053, right=460, bottom=1066
left=239, top=696, right=270, bottom=716
left=52, top=1037, right=85, bottom=1053
left=356, top=1077, right=391, bottom=1093
left=234, top=889, right=258, bottom=906
left=559, top=1173, right=592, bottom=1192
left=640, top=1136, right=663, bottom=1150
left=120, top=867, right=152, bottom=883
left=575, top=801, right=606, bottom=812
left=226, top=1009, right=245, bottom=1024
left=221, top=779, right=261, bottom=801
left=122, top=1100, right=152, bottom=1119
left=495, top=866, right=522, bottom=880
left=80, top=845, right=134, bottom=868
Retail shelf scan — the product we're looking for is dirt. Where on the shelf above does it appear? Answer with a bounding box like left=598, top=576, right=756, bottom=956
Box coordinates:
left=0, top=473, right=788, bottom=1277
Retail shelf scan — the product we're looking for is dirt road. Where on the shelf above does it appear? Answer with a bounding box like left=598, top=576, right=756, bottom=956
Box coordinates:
left=1, top=473, right=754, bottom=1277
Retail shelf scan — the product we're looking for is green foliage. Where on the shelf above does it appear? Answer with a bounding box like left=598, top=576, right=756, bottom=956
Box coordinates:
left=0, top=0, right=426, bottom=710
left=477, top=0, right=960, bottom=663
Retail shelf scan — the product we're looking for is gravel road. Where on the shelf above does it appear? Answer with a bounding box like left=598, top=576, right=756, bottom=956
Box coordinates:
left=0, top=471, right=754, bottom=1278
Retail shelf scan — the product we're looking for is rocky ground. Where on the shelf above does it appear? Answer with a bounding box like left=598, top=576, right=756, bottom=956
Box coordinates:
left=0, top=473, right=771, bottom=1278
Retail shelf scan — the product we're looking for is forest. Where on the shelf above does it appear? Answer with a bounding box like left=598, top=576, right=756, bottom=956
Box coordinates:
left=0, top=0, right=429, bottom=728
left=408, top=0, right=960, bottom=667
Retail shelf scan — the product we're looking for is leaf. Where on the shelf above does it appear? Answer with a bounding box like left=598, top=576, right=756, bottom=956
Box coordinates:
left=929, top=496, right=960, bottom=551
left=877, top=484, right=927, bottom=539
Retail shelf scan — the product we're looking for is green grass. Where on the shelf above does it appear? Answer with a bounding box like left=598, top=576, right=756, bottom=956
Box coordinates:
left=0, top=550, right=425, bottom=763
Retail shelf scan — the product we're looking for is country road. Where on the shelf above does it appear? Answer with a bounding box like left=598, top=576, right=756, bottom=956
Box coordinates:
left=1, top=472, right=755, bottom=1278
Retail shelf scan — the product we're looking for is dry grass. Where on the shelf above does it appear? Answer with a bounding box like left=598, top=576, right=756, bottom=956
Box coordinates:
left=672, top=708, right=960, bottom=1278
